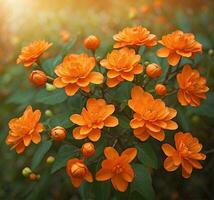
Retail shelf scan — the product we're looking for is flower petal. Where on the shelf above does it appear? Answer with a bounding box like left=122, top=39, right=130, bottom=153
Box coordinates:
left=104, top=116, right=119, bottom=127
left=88, top=72, right=104, bottom=84
left=70, top=114, right=86, bottom=126
left=121, top=148, right=137, bottom=163
left=96, top=168, right=112, bottom=181
left=65, top=84, right=79, bottom=96
left=104, top=147, right=119, bottom=159
left=111, top=175, right=128, bottom=192
left=162, top=144, right=176, bottom=156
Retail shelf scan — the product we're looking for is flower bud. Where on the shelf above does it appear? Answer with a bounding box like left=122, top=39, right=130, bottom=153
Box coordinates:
left=155, top=84, right=167, bottom=96
left=22, top=167, right=32, bottom=177
left=71, top=162, right=87, bottom=178
left=46, top=156, right=55, bottom=164
left=29, top=70, right=47, bottom=87
left=29, top=173, right=38, bottom=181
left=51, top=126, right=66, bottom=141
left=45, top=109, right=53, bottom=117
left=81, top=142, right=95, bottom=158
left=144, top=61, right=150, bottom=66
left=208, top=49, right=214, bottom=56
left=84, top=35, right=100, bottom=52
left=146, top=63, right=162, bottom=78
left=46, top=83, right=56, bottom=91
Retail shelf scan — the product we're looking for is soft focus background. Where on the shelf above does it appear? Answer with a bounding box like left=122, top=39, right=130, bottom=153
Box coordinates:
left=0, top=0, right=214, bottom=199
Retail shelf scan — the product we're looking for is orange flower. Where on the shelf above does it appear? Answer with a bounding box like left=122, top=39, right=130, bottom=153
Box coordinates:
left=17, top=40, right=52, bottom=68
left=96, top=147, right=137, bottom=192
left=6, top=106, right=44, bottom=154
left=162, top=132, right=206, bottom=178
left=128, top=86, right=178, bottom=141
left=70, top=98, right=118, bottom=142
left=157, top=30, right=202, bottom=66
left=66, top=158, right=93, bottom=187
left=113, top=26, right=157, bottom=48
left=100, top=48, right=143, bottom=87
left=53, top=54, right=103, bottom=96
left=177, top=65, right=209, bottom=106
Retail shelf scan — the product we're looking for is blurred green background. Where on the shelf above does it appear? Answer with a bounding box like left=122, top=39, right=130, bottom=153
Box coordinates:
left=0, top=0, right=214, bottom=199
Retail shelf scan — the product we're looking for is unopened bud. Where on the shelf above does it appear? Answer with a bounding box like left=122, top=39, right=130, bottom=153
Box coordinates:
left=29, top=173, right=38, bottom=181
left=46, top=156, right=55, bottom=164
left=29, top=70, right=47, bottom=87
left=46, top=83, right=56, bottom=91
left=84, top=35, right=100, bottom=52
left=208, top=49, right=214, bottom=56
left=155, top=84, right=167, bottom=96
left=51, top=126, right=66, bottom=141
left=144, top=61, right=150, bottom=66
left=81, top=142, right=95, bottom=158
left=45, top=110, right=53, bottom=117
left=22, top=167, right=32, bottom=177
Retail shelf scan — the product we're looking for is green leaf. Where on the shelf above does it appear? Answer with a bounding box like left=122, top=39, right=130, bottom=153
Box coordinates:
left=7, top=88, right=37, bottom=105
left=79, top=181, right=93, bottom=200
left=35, top=88, right=68, bottom=105
left=131, top=164, right=155, bottom=200
left=187, top=92, right=214, bottom=118
left=41, top=54, right=63, bottom=77
left=60, top=36, right=78, bottom=56
left=111, top=82, right=133, bottom=103
left=45, top=112, right=73, bottom=129
left=31, top=140, right=52, bottom=170
left=67, top=94, right=86, bottom=113
left=94, top=181, right=111, bottom=200
left=176, top=106, right=190, bottom=132
left=117, top=115, right=130, bottom=130
left=137, top=143, right=158, bottom=169
left=51, top=144, right=79, bottom=173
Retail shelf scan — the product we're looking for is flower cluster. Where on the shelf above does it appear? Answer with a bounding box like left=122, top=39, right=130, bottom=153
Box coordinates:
left=7, top=25, right=209, bottom=192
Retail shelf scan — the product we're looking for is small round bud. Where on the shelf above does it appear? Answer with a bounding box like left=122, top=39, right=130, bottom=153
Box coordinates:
left=144, top=61, right=150, bottom=66
left=46, top=83, right=56, bottom=91
left=146, top=63, right=163, bottom=78
left=155, top=84, right=167, bottom=96
left=84, top=35, right=100, bottom=52
left=208, top=49, right=214, bottom=56
left=45, top=110, right=53, bottom=117
left=46, top=156, right=55, bottom=164
left=29, top=70, right=47, bottom=87
left=22, top=167, right=32, bottom=177
left=51, top=126, right=66, bottom=141
left=81, top=142, right=95, bottom=158
left=29, top=173, right=38, bottom=181
left=96, top=56, right=101, bottom=62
